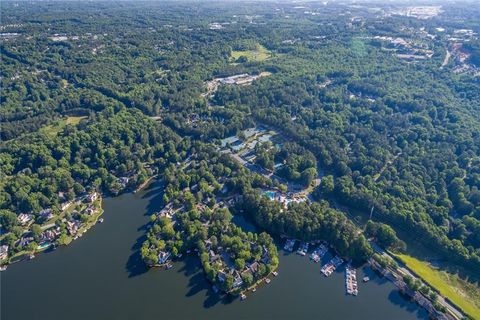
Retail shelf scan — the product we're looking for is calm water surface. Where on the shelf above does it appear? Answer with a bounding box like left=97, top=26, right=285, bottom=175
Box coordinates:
left=2, top=181, right=428, bottom=320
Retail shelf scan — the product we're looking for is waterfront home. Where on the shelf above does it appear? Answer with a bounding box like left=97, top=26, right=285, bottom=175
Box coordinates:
left=117, top=177, right=130, bottom=188
left=0, top=245, right=9, bottom=260
left=41, top=229, right=58, bottom=242
left=85, top=205, right=96, bottom=215
left=248, top=261, right=259, bottom=274
left=233, top=271, right=244, bottom=288
left=218, top=270, right=227, bottom=282
left=18, top=213, right=33, bottom=225
left=18, top=236, right=34, bottom=249
left=86, top=192, right=99, bottom=203
left=66, top=220, right=81, bottom=235
left=208, top=250, right=221, bottom=263
left=261, top=246, right=271, bottom=264
left=158, top=251, right=171, bottom=264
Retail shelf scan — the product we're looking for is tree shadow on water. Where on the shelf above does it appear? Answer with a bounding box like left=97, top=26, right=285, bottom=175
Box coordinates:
left=178, top=256, right=237, bottom=309
left=141, top=180, right=164, bottom=201
left=387, top=291, right=430, bottom=319
left=125, top=232, right=148, bottom=278
left=203, top=290, right=237, bottom=309
left=125, top=180, right=165, bottom=278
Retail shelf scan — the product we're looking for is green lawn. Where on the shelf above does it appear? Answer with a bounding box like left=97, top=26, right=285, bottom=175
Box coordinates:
left=231, top=44, right=271, bottom=62
left=395, top=253, right=480, bottom=320
left=41, top=116, right=87, bottom=136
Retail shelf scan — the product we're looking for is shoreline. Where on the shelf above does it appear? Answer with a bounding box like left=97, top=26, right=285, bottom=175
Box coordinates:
left=134, top=175, right=158, bottom=193
left=1, top=197, right=104, bottom=268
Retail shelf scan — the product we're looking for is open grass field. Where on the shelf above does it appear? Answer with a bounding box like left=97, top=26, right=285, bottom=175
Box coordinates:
left=395, top=253, right=480, bottom=320
left=231, top=44, right=271, bottom=62
left=41, top=116, right=87, bottom=136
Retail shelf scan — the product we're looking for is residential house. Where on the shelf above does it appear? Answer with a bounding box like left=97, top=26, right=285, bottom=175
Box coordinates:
left=261, top=246, right=271, bottom=264
left=41, top=229, right=59, bottom=242
left=249, top=261, right=259, bottom=274
left=66, top=220, right=81, bottom=235
left=39, top=209, right=54, bottom=220
left=85, top=205, right=96, bottom=215
left=117, top=177, right=130, bottom=188
left=18, top=213, right=33, bottom=225
left=86, top=192, right=99, bottom=203
left=233, top=271, right=244, bottom=288
left=217, top=270, right=227, bottom=282
left=0, top=245, right=9, bottom=260
left=158, top=251, right=171, bottom=264
left=18, top=236, right=34, bottom=249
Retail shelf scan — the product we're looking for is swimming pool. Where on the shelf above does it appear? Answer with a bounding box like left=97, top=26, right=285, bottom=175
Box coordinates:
left=264, top=191, right=276, bottom=199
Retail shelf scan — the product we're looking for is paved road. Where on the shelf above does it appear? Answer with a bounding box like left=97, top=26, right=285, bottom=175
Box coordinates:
left=369, top=241, right=464, bottom=320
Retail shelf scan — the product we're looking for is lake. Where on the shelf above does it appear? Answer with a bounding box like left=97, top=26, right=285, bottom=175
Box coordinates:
left=1, top=180, right=429, bottom=320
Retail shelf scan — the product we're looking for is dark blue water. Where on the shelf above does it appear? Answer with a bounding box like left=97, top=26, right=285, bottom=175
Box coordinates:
left=1, top=180, right=428, bottom=320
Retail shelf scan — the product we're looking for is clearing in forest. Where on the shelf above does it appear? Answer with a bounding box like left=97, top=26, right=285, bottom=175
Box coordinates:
left=230, top=44, right=271, bottom=62
left=40, top=116, right=87, bottom=136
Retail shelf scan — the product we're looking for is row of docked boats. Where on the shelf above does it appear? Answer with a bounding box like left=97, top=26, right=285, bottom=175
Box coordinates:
left=309, top=244, right=328, bottom=263
left=284, top=239, right=362, bottom=296
left=320, top=256, right=344, bottom=277
left=345, top=265, right=358, bottom=295
left=296, top=242, right=309, bottom=256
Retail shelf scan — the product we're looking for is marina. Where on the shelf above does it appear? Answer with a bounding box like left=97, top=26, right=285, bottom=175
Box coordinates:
left=346, top=265, right=359, bottom=296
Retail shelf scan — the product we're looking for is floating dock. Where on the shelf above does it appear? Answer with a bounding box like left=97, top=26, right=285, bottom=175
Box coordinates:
left=345, top=265, right=358, bottom=296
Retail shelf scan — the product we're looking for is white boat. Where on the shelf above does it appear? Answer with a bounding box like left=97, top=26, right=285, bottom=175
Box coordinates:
left=297, top=242, right=309, bottom=256
left=321, top=256, right=343, bottom=277
left=0, top=265, right=7, bottom=271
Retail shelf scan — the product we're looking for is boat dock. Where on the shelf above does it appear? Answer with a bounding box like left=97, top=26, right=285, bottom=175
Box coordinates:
left=283, top=239, right=296, bottom=252
left=310, top=244, right=328, bottom=263
left=297, top=242, right=309, bottom=256
left=345, top=265, right=358, bottom=296
left=321, top=256, right=343, bottom=277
